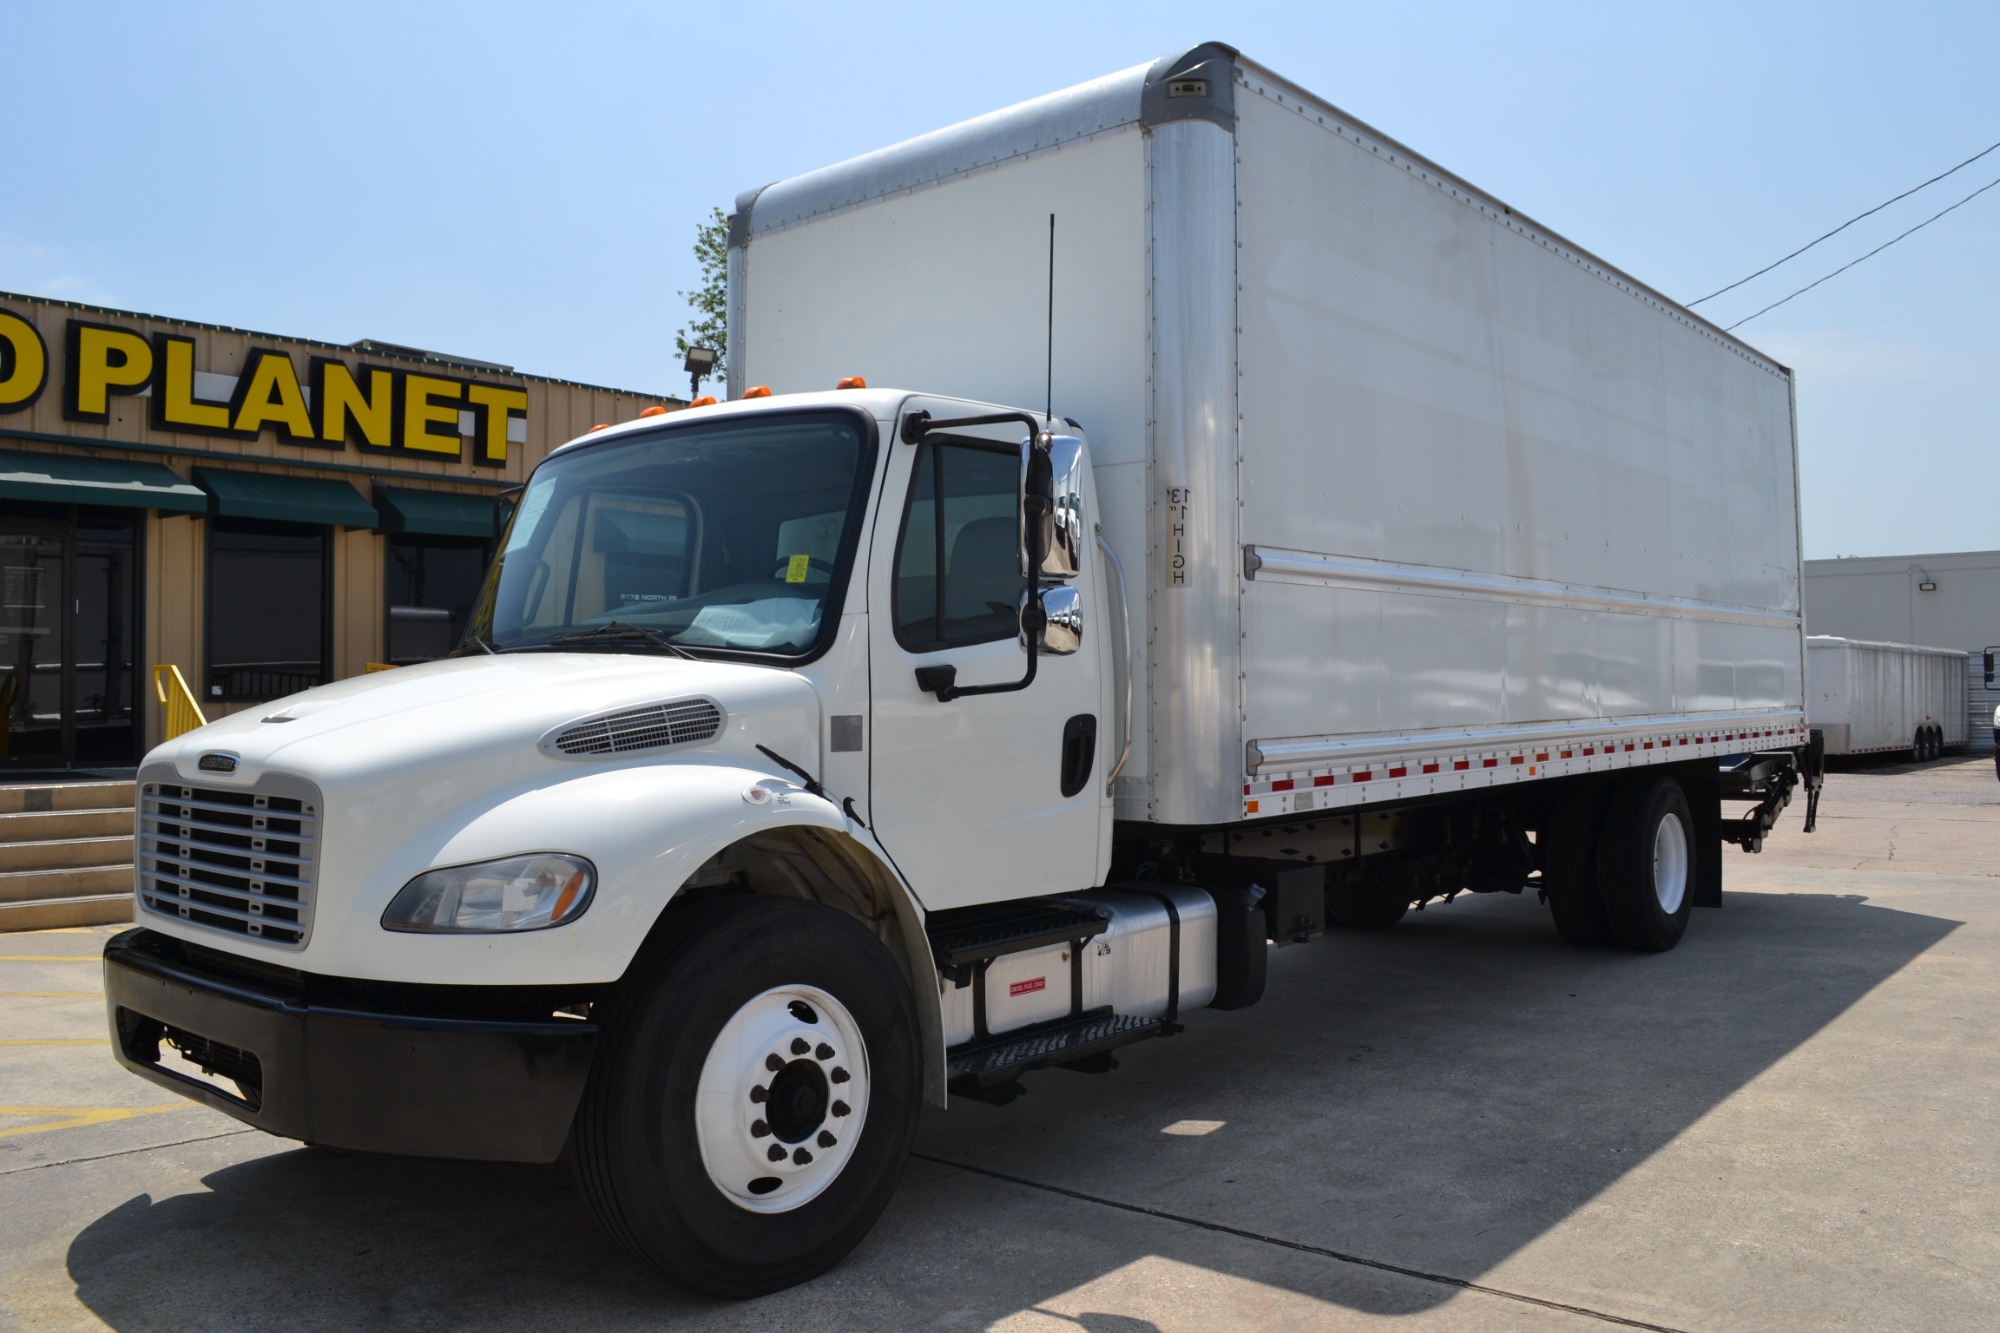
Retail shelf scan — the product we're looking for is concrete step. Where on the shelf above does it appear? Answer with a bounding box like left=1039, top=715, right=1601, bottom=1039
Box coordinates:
left=0, top=808, right=133, bottom=843
left=0, top=835, right=133, bottom=873
left=0, top=780, right=135, bottom=815
left=0, top=864, right=133, bottom=906
left=0, top=893, right=132, bottom=931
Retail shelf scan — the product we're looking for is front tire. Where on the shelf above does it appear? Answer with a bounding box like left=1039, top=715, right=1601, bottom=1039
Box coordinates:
left=574, top=895, right=921, bottom=1297
left=1595, top=774, right=1695, bottom=953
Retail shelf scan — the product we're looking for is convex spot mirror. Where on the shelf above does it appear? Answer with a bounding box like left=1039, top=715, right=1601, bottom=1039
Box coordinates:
left=1019, top=583, right=1083, bottom=656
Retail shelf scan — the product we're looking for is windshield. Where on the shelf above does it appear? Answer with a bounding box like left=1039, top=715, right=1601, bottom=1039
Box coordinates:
left=464, top=410, right=873, bottom=659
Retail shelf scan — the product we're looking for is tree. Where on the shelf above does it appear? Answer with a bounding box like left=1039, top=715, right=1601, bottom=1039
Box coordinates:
left=675, top=206, right=728, bottom=393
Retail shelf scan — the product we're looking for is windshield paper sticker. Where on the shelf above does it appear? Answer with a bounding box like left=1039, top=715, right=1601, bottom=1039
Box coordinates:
left=785, top=554, right=811, bottom=583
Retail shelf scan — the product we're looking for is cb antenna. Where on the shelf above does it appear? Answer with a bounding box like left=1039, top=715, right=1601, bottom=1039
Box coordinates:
left=1045, top=212, right=1055, bottom=423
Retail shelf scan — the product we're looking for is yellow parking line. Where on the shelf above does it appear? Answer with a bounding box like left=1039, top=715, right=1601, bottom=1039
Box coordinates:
left=0, top=1103, right=185, bottom=1138
left=0, top=1038, right=107, bottom=1046
left=0, top=956, right=100, bottom=962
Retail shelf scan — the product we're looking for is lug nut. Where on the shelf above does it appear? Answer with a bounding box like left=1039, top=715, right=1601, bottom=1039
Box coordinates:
left=793, top=1148, right=813, bottom=1165
left=832, top=1099, right=850, bottom=1117
left=817, top=1130, right=836, bottom=1148
left=765, top=1054, right=784, bottom=1072
left=767, top=1144, right=786, bottom=1162
left=751, top=1120, right=769, bottom=1138
left=749, top=1085, right=768, bottom=1103
left=790, top=1037, right=811, bottom=1056
left=831, top=1067, right=850, bottom=1084
left=815, top=1043, right=834, bottom=1061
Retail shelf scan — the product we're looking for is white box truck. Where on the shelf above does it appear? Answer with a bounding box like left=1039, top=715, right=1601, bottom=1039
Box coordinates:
left=1806, top=635, right=1966, bottom=757
left=105, top=43, right=1820, bottom=1296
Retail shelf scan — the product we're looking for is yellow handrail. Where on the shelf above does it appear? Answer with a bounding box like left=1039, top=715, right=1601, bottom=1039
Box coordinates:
left=153, top=664, right=209, bottom=740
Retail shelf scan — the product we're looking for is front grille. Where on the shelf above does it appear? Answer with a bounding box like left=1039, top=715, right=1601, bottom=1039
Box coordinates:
left=550, top=698, right=723, bottom=756
left=137, top=776, right=321, bottom=949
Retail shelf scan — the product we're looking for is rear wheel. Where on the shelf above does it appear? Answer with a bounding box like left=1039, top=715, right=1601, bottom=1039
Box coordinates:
left=1543, top=784, right=1615, bottom=947
left=1595, top=774, right=1695, bottom=952
left=574, top=895, right=921, bottom=1297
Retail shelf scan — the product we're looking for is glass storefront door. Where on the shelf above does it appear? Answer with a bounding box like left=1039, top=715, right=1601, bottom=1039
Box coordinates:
left=0, top=509, right=139, bottom=771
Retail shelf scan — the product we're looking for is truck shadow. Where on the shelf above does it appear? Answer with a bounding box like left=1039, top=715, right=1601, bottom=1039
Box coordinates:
left=64, top=888, right=1954, bottom=1328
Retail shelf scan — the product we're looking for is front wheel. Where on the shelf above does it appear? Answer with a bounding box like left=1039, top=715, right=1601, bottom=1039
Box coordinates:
left=1595, top=774, right=1695, bottom=952
left=574, top=895, right=921, bottom=1297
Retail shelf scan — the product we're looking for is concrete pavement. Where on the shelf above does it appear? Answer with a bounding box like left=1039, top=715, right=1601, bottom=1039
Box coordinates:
left=2, top=756, right=1995, bottom=1330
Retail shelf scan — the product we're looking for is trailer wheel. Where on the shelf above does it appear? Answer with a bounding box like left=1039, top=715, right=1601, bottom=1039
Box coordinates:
left=1543, top=785, right=1615, bottom=947
left=573, top=895, right=920, bottom=1297
left=1595, top=774, right=1695, bottom=952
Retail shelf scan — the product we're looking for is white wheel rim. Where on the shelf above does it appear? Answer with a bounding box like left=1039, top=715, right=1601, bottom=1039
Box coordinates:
left=695, top=984, right=870, bottom=1215
left=1652, top=809, right=1689, bottom=915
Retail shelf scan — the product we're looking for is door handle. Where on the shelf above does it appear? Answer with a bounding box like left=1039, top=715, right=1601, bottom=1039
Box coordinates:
left=1060, top=714, right=1097, bottom=797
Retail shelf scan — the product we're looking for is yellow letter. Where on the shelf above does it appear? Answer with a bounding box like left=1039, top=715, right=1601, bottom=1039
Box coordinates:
left=231, top=350, right=316, bottom=442
left=0, top=309, right=48, bottom=413
left=464, top=382, right=528, bottom=467
left=151, top=335, right=231, bottom=433
left=401, top=374, right=463, bottom=456
left=64, top=320, right=153, bottom=423
left=313, top=358, right=394, bottom=450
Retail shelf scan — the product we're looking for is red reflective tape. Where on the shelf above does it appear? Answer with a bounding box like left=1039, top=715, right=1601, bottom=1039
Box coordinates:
left=1454, top=760, right=1470, bottom=771
left=1560, top=750, right=1573, bottom=759
left=1510, top=756, right=1525, bottom=765
left=1643, top=742, right=1654, bottom=750
left=1389, top=766, right=1407, bottom=778
left=1244, top=784, right=1252, bottom=795
left=1313, top=775, right=1335, bottom=787
left=1354, top=771, right=1372, bottom=782
left=1423, top=763, right=1441, bottom=774
left=1271, top=779, right=1294, bottom=792
left=1483, top=758, right=1499, bottom=768
left=1583, top=747, right=1595, bottom=755
left=1536, top=753, right=1549, bottom=762
left=1679, top=738, right=1688, bottom=746
left=1625, top=744, right=1635, bottom=752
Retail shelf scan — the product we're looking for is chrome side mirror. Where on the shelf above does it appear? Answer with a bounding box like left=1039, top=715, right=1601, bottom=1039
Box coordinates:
left=1022, top=583, right=1083, bottom=655
left=1036, top=434, right=1085, bottom=579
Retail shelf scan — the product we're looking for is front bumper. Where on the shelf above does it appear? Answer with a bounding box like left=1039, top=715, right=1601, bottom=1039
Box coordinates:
left=104, top=928, right=599, bottom=1163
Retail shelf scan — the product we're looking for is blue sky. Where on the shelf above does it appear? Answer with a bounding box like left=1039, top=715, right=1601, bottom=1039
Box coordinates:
left=5, top=1, right=1995, bottom=559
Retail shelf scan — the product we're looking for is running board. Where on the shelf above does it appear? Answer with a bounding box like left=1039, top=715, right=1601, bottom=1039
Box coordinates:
left=946, top=1010, right=1163, bottom=1101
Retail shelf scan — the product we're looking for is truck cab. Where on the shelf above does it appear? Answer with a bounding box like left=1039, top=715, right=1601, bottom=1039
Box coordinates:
left=105, top=387, right=1129, bottom=1295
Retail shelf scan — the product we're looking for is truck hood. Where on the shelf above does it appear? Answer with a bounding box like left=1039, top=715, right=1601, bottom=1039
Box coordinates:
left=147, top=652, right=823, bottom=793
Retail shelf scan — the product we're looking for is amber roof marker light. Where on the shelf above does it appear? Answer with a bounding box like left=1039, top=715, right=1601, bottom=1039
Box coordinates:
left=742, top=386, right=772, bottom=399
left=639, top=405, right=669, bottom=418
left=836, top=376, right=867, bottom=390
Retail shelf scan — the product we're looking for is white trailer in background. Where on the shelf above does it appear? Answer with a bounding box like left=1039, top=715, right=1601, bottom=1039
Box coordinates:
left=107, top=42, right=1822, bottom=1297
left=1807, top=635, right=1967, bottom=758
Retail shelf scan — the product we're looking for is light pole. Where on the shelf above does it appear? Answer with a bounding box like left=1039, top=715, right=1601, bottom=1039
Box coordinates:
left=684, top=346, right=717, bottom=402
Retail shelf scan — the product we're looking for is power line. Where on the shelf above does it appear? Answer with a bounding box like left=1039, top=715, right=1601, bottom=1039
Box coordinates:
left=1725, top=172, right=2000, bottom=331
left=1688, top=137, right=2000, bottom=307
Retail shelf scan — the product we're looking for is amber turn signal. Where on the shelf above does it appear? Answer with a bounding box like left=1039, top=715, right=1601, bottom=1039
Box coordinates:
left=836, top=376, right=867, bottom=390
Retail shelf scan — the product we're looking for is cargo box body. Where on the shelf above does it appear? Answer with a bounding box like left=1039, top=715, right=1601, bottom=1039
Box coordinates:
left=1806, top=636, right=1968, bottom=755
left=730, top=43, right=1807, bottom=829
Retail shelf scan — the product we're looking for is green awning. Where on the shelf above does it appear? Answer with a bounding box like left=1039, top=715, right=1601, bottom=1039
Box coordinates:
left=193, top=467, right=378, bottom=528
left=0, top=448, right=207, bottom=514
left=374, top=486, right=497, bottom=539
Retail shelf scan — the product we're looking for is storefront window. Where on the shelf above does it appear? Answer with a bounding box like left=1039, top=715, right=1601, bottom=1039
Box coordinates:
left=386, top=535, right=491, bottom=664
left=207, top=518, right=329, bottom=701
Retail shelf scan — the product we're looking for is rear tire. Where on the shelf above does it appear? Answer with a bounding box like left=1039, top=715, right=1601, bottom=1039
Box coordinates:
left=1595, top=774, right=1695, bottom=953
left=574, top=895, right=921, bottom=1297
left=1544, top=785, right=1615, bottom=947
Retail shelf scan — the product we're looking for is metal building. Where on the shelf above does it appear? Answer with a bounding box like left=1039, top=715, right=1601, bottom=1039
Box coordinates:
left=0, top=291, right=675, bottom=771
left=1803, top=549, right=2000, bottom=751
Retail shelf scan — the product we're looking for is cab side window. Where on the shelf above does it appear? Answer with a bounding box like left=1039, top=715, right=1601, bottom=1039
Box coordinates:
left=893, top=440, right=1021, bottom=650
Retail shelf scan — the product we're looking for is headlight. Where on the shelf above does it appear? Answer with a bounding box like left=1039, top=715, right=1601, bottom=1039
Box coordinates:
left=382, top=854, right=596, bottom=933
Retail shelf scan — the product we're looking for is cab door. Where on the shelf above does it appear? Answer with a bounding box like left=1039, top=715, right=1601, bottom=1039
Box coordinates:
left=865, top=406, right=1106, bottom=911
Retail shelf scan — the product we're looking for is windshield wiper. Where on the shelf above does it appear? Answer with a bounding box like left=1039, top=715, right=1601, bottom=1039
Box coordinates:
left=452, top=634, right=497, bottom=657
left=546, top=621, right=697, bottom=660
